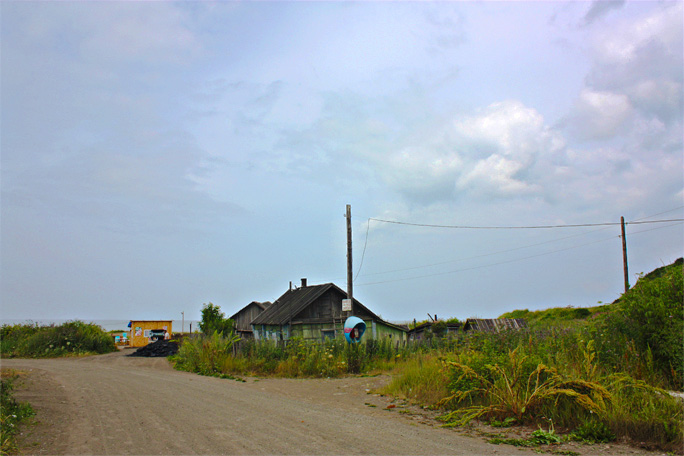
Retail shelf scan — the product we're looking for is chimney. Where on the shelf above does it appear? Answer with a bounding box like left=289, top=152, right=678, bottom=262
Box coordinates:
left=301, top=278, right=307, bottom=288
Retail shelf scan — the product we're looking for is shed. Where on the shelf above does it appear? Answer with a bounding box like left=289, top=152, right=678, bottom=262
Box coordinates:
left=230, top=301, right=272, bottom=339
left=128, top=320, right=173, bottom=347
left=250, top=279, right=407, bottom=342
left=407, top=321, right=461, bottom=340
left=463, top=318, right=527, bottom=333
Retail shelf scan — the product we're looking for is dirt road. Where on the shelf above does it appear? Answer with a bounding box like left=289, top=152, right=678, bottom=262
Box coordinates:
left=1, top=351, right=657, bottom=455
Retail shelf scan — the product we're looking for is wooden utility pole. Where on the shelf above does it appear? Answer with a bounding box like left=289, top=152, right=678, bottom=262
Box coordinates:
left=346, top=204, right=353, bottom=316
left=621, top=216, right=629, bottom=293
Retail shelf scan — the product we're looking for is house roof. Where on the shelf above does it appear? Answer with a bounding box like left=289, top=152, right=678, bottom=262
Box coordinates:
left=463, top=318, right=527, bottom=332
left=250, top=282, right=394, bottom=328
left=229, top=301, right=271, bottom=320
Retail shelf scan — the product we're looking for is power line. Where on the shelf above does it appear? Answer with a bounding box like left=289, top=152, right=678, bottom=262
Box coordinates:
left=355, top=232, right=621, bottom=287
left=369, top=217, right=683, bottom=230
left=353, top=218, right=370, bottom=282
left=356, top=223, right=615, bottom=279
left=631, top=206, right=684, bottom=222
left=628, top=221, right=684, bottom=236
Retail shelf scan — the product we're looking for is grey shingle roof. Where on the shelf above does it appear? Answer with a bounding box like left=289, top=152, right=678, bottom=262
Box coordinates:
left=250, top=282, right=380, bottom=326
left=463, top=318, right=527, bottom=332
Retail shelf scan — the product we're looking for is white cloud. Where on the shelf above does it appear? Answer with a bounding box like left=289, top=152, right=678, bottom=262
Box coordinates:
left=585, top=2, right=682, bottom=125
left=458, top=154, right=539, bottom=196
left=566, top=89, right=633, bottom=140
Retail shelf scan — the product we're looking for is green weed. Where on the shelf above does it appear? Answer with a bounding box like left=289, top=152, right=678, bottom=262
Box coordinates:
left=0, top=321, right=116, bottom=358
left=1, top=370, right=35, bottom=455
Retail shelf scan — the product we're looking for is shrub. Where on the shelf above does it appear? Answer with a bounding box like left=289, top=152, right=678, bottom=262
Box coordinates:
left=0, top=321, right=116, bottom=358
left=1, top=371, right=35, bottom=454
left=600, top=263, right=683, bottom=389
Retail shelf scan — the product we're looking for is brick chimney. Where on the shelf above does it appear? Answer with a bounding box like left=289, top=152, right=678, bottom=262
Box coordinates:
left=301, top=278, right=307, bottom=288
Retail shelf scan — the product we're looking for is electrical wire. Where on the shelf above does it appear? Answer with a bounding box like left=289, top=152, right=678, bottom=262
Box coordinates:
left=355, top=224, right=615, bottom=279
left=627, top=221, right=684, bottom=236
left=355, top=233, right=623, bottom=287
left=353, top=218, right=370, bottom=282
left=631, top=206, right=684, bottom=222
left=369, top=217, right=683, bottom=229
left=344, top=206, right=683, bottom=286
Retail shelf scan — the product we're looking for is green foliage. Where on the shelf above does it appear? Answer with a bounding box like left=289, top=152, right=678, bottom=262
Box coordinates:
left=489, top=417, right=517, bottom=428
left=499, top=306, right=594, bottom=328
left=0, top=321, right=116, bottom=358
left=199, top=303, right=235, bottom=337
left=570, top=419, right=616, bottom=443
left=598, top=261, right=683, bottom=388
left=378, top=354, right=450, bottom=405
left=438, top=347, right=610, bottom=427
left=1, top=371, right=35, bottom=455
left=488, top=427, right=561, bottom=447
left=431, top=321, right=447, bottom=337
left=172, top=331, right=241, bottom=376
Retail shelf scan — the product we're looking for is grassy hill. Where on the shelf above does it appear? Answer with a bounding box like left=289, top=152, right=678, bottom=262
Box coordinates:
left=500, top=257, right=683, bottom=328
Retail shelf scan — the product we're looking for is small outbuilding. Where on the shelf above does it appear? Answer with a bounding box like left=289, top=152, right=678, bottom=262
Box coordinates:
left=463, top=318, right=527, bottom=333
left=407, top=321, right=461, bottom=341
left=230, top=301, right=272, bottom=339
left=128, top=320, right=173, bottom=347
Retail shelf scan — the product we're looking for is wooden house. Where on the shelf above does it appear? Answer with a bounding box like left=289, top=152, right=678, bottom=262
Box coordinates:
left=462, top=318, right=527, bottom=333
left=230, top=301, right=272, bottom=339
left=250, top=279, right=407, bottom=342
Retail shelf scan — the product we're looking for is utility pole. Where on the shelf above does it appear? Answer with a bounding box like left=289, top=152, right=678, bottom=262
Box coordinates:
left=621, top=216, right=629, bottom=293
left=346, top=204, right=353, bottom=316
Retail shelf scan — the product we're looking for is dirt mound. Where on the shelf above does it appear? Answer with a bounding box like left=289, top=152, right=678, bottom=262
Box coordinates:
left=127, top=339, right=179, bottom=357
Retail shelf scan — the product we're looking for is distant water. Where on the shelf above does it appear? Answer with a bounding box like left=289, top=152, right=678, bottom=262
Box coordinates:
left=0, top=319, right=201, bottom=333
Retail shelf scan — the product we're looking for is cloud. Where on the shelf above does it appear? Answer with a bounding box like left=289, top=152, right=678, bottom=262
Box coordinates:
left=565, top=89, right=633, bottom=140
left=449, top=101, right=564, bottom=198
left=582, top=0, right=625, bottom=26
left=585, top=2, right=683, bottom=125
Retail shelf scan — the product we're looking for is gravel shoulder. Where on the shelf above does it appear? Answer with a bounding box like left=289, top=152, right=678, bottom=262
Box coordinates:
left=1, top=351, right=665, bottom=455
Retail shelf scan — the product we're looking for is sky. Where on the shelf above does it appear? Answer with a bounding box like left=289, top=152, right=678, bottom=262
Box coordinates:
left=1, top=1, right=682, bottom=324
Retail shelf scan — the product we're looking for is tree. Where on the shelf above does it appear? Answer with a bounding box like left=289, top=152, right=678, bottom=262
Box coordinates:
left=199, top=303, right=234, bottom=337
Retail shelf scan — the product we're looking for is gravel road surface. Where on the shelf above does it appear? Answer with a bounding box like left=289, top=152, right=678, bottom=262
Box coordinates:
left=1, top=350, right=660, bottom=455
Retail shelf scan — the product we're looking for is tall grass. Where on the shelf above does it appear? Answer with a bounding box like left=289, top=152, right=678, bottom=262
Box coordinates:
left=1, top=370, right=35, bottom=455
left=382, top=328, right=684, bottom=452
left=0, top=321, right=116, bottom=357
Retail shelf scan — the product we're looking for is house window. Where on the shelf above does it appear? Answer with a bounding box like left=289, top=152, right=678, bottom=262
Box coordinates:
left=321, top=330, right=335, bottom=340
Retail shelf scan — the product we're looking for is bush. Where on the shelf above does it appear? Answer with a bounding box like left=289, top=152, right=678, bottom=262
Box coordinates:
left=600, top=263, right=683, bottom=389
left=1, top=371, right=35, bottom=454
left=0, top=321, right=116, bottom=358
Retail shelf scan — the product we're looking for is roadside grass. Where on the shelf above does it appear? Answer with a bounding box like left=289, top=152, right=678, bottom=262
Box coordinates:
left=172, top=333, right=415, bottom=378
left=377, top=354, right=449, bottom=405
left=0, top=321, right=116, bottom=358
left=0, top=369, right=35, bottom=456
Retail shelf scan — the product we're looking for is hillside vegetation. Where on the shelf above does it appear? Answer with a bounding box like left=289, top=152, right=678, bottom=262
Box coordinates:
left=0, top=321, right=116, bottom=358
left=384, top=258, right=683, bottom=452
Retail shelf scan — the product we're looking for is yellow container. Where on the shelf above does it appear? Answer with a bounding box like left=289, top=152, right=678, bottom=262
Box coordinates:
left=129, top=320, right=173, bottom=347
